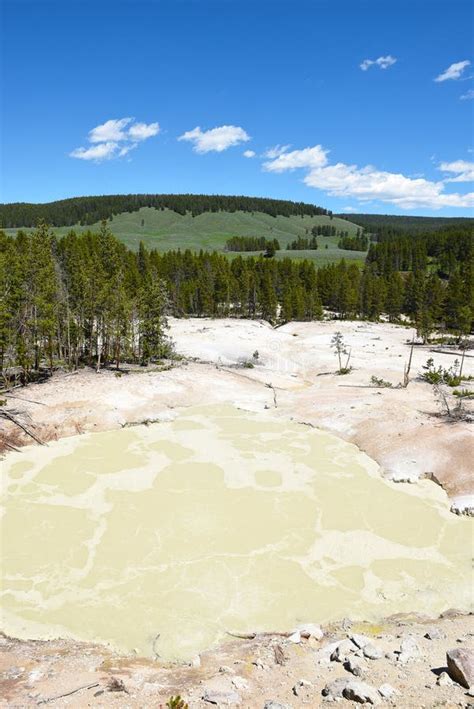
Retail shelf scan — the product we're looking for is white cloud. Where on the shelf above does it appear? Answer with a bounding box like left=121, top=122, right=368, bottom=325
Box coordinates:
left=439, top=160, right=474, bottom=182
left=341, top=206, right=357, bottom=213
left=360, top=55, right=397, bottom=71
left=263, top=145, right=328, bottom=172
left=460, top=88, right=474, bottom=100
left=178, top=125, right=250, bottom=153
left=243, top=149, right=256, bottom=158
left=69, top=142, right=119, bottom=161
left=264, top=144, right=292, bottom=159
left=128, top=122, right=160, bottom=141
left=70, top=117, right=160, bottom=162
left=434, top=60, right=470, bottom=82
left=262, top=143, right=474, bottom=210
left=88, top=118, right=132, bottom=143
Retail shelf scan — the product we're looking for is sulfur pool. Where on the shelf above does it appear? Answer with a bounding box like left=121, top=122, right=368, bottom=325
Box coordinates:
left=1, top=405, right=472, bottom=660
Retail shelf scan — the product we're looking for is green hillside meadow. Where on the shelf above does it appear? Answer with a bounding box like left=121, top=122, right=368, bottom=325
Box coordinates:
left=5, top=207, right=366, bottom=266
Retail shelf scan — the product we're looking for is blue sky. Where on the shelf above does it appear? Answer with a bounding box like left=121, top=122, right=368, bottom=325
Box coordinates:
left=2, top=0, right=473, bottom=215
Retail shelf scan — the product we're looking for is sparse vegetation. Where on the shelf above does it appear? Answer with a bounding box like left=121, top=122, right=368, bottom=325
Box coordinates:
left=331, top=332, right=352, bottom=374
left=166, top=696, right=189, bottom=709
left=420, top=358, right=462, bottom=387
left=370, top=375, right=393, bottom=388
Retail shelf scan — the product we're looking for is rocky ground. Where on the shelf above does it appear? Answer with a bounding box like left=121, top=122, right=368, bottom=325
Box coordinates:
left=1, top=612, right=473, bottom=707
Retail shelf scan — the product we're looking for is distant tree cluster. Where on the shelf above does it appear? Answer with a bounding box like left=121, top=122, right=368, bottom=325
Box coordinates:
left=1, top=222, right=472, bottom=382
left=0, top=194, right=331, bottom=228
left=225, top=236, right=280, bottom=252
left=336, top=213, right=473, bottom=235
left=287, top=236, right=318, bottom=250
left=338, top=233, right=369, bottom=251
left=311, top=225, right=340, bottom=237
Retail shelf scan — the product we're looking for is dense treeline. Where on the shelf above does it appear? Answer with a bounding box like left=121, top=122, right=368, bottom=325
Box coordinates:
left=1, top=222, right=472, bottom=381
left=338, top=234, right=369, bottom=251
left=225, top=236, right=280, bottom=252
left=337, top=213, right=474, bottom=235
left=0, top=194, right=331, bottom=228
left=287, top=236, right=319, bottom=250
left=311, top=225, right=342, bottom=237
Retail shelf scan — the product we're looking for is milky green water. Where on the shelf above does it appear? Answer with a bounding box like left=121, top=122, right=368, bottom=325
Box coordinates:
left=1, top=405, right=472, bottom=660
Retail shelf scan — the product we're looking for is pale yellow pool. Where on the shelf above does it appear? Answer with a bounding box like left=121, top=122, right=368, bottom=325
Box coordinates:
left=1, top=405, right=472, bottom=660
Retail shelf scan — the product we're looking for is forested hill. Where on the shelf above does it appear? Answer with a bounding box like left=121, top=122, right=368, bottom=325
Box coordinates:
left=337, top=213, right=474, bottom=234
left=0, top=194, right=331, bottom=228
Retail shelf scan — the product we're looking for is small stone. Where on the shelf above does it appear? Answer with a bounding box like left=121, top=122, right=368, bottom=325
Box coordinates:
left=203, top=690, right=241, bottom=705
left=424, top=628, right=444, bottom=640
left=343, top=680, right=381, bottom=704
left=288, top=631, right=301, bottom=643
left=292, top=679, right=312, bottom=695
left=447, top=648, right=474, bottom=689
left=378, top=683, right=398, bottom=699
left=219, top=665, right=234, bottom=674
left=466, top=687, right=474, bottom=697
left=363, top=643, right=382, bottom=660
left=190, top=655, right=201, bottom=668
left=252, top=660, right=270, bottom=671
left=231, top=676, right=248, bottom=691
left=263, top=703, right=292, bottom=709
left=437, top=672, right=453, bottom=687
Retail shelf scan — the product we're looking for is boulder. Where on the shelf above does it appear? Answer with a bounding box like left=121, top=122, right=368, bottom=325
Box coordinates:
left=342, top=680, right=381, bottom=704
left=446, top=647, right=474, bottom=689
left=398, top=636, right=420, bottom=664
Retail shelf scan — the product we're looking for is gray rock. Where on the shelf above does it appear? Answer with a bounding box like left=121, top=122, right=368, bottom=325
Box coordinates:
left=436, top=672, right=453, bottom=687
left=398, top=636, right=420, bottom=664
left=288, top=630, right=301, bottom=643
left=351, top=634, right=372, bottom=649
left=331, top=638, right=358, bottom=662
left=264, top=703, right=292, bottom=709
left=203, top=690, right=241, bottom=705
left=378, top=683, right=398, bottom=699
left=447, top=647, right=474, bottom=689
left=343, top=680, right=381, bottom=704
left=315, top=640, right=344, bottom=664
left=231, top=676, right=248, bottom=691
left=424, top=628, right=444, bottom=640
left=363, top=643, right=382, bottom=660
left=322, top=677, right=351, bottom=699
left=345, top=657, right=364, bottom=677
left=292, top=679, right=312, bottom=696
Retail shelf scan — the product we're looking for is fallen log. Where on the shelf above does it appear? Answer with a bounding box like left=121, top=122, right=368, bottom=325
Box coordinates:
left=0, top=411, right=46, bottom=446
